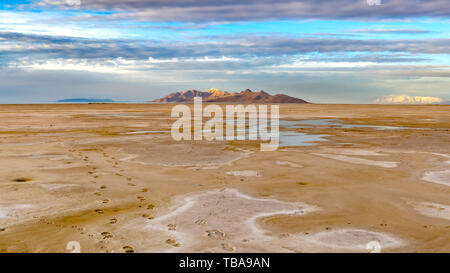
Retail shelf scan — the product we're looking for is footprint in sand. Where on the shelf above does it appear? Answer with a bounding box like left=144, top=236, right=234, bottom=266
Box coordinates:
left=168, top=224, right=177, bottom=231
left=146, top=188, right=316, bottom=252
left=195, top=218, right=208, bottom=225
left=12, top=178, right=32, bottom=183
left=206, top=229, right=227, bottom=239
left=101, top=232, right=113, bottom=239
left=166, top=239, right=182, bottom=247
left=137, top=196, right=146, bottom=201
left=143, top=189, right=405, bottom=252
left=221, top=243, right=236, bottom=252
left=123, top=246, right=135, bottom=253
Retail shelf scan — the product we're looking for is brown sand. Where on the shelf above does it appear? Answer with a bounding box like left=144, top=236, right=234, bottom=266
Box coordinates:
left=0, top=104, right=449, bottom=253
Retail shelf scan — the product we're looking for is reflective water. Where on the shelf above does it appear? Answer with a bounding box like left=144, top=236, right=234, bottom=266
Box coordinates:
left=280, top=119, right=408, bottom=130
left=121, top=119, right=407, bottom=147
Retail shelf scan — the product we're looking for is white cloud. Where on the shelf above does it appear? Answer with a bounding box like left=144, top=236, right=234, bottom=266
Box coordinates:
left=0, top=11, right=124, bottom=39
left=12, top=58, right=137, bottom=74
left=193, top=56, right=239, bottom=62
left=147, top=57, right=179, bottom=63
left=9, top=56, right=241, bottom=75
left=276, top=61, right=378, bottom=69
left=376, top=95, right=443, bottom=104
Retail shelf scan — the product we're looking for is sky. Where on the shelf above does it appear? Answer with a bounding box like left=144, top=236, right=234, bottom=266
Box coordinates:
left=0, top=0, right=449, bottom=103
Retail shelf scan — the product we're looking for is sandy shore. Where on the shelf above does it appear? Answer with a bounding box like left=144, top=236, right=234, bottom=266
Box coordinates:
left=0, top=104, right=449, bottom=253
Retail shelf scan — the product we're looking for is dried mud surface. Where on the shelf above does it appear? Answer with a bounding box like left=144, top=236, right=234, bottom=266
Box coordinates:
left=0, top=104, right=449, bottom=253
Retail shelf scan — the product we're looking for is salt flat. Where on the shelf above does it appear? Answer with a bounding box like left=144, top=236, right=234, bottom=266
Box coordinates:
left=0, top=104, right=449, bottom=253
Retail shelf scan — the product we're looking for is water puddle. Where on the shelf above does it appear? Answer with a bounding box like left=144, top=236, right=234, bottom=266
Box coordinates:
left=120, top=118, right=405, bottom=147
left=222, top=119, right=331, bottom=147
left=278, top=131, right=330, bottom=147
left=280, top=119, right=409, bottom=130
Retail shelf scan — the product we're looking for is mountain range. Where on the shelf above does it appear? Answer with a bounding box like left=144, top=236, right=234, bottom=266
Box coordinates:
left=152, top=88, right=308, bottom=103
left=57, top=98, right=114, bottom=103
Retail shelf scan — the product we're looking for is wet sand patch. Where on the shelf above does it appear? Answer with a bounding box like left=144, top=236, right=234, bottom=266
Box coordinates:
left=0, top=104, right=449, bottom=252
left=421, top=153, right=450, bottom=187
left=226, top=171, right=260, bottom=177
left=39, top=183, right=80, bottom=190
left=411, top=202, right=450, bottom=221
left=306, top=229, right=403, bottom=251
left=120, top=141, right=248, bottom=167
left=313, top=153, right=398, bottom=168
left=29, top=154, right=73, bottom=161
left=145, top=188, right=318, bottom=252
left=422, top=170, right=450, bottom=187
left=0, top=204, right=33, bottom=220
left=275, top=161, right=303, bottom=168
left=317, top=148, right=387, bottom=156
left=188, top=166, right=220, bottom=170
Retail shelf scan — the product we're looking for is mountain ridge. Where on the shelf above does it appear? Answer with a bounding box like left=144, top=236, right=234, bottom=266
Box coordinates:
left=152, top=88, right=308, bottom=103
left=57, top=98, right=114, bottom=103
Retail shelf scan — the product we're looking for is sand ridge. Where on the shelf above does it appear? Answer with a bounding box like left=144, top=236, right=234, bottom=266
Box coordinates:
left=312, top=153, right=398, bottom=168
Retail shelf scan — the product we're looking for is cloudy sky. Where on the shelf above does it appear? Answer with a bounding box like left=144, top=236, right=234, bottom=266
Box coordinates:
left=1, top=0, right=449, bottom=103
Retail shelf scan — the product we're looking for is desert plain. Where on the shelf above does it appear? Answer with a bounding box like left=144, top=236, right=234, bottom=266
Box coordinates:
left=0, top=103, right=449, bottom=253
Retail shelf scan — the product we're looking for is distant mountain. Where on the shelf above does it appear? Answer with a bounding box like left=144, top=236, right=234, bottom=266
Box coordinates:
left=152, top=89, right=211, bottom=102
left=152, top=88, right=308, bottom=103
left=205, top=88, right=234, bottom=100
left=57, top=98, right=114, bottom=103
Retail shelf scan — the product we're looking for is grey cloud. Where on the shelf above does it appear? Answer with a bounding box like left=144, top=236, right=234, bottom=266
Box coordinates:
left=373, top=67, right=450, bottom=77
left=1, top=31, right=450, bottom=64
left=348, top=29, right=433, bottom=34
left=33, top=0, right=450, bottom=22
left=0, top=32, right=179, bottom=60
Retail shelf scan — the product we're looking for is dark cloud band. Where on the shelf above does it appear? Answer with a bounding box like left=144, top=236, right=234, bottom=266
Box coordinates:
left=1, top=31, right=449, bottom=63
left=34, top=0, right=450, bottom=22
